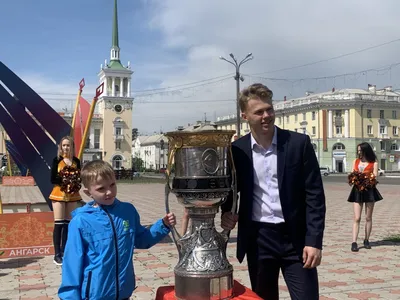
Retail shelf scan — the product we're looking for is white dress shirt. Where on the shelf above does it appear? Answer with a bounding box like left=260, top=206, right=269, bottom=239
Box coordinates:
left=251, top=128, right=285, bottom=223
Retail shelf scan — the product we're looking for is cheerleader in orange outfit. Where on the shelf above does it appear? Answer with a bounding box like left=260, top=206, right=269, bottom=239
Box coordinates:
left=347, top=142, right=383, bottom=252
left=49, top=136, right=82, bottom=265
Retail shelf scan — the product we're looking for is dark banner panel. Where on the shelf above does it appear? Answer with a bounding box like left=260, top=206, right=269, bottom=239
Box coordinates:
left=0, top=103, right=53, bottom=210
left=0, top=61, right=71, bottom=142
left=0, top=85, right=57, bottom=167
left=5, top=140, right=28, bottom=176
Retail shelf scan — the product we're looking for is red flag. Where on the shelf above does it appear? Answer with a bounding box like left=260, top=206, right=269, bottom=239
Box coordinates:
left=73, top=96, right=91, bottom=156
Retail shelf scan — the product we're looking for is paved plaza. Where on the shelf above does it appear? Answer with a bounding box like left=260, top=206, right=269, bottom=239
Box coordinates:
left=0, top=181, right=399, bottom=299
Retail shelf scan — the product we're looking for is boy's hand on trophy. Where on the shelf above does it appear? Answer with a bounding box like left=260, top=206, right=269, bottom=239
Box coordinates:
left=221, top=212, right=239, bottom=230
left=163, top=213, right=176, bottom=227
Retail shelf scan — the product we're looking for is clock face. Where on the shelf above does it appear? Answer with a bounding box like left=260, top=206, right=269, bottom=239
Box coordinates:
left=114, top=104, right=122, bottom=113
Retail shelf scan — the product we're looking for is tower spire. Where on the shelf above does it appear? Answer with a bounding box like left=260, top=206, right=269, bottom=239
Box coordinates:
left=110, top=0, right=120, bottom=62
left=112, top=0, right=119, bottom=49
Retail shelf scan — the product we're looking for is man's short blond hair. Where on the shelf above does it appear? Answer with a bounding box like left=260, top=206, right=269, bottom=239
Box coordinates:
left=81, top=160, right=115, bottom=188
left=239, top=83, right=273, bottom=112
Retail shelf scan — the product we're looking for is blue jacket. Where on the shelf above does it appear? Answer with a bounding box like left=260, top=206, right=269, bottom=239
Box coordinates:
left=58, top=199, right=170, bottom=300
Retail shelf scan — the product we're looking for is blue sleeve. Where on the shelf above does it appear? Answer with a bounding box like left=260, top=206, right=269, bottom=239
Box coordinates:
left=58, top=218, right=85, bottom=299
left=133, top=208, right=170, bottom=249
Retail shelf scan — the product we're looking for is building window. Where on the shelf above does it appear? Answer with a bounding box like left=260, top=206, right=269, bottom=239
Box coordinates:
left=94, top=129, right=100, bottom=149
left=367, top=109, right=372, bottom=118
left=312, top=126, right=316, bottom=135
left=380, top=141, right=386, bottom=151
left=332, top=143, right=345, bottom=150
left=294, top=114, right=298, bottom=122
left=335, top=126, right=342, bottom=134
left=286, top=116, right=289, bottom=123
left=380, top=110, right=384, bottom=119
left=392, top=110, right=397, bottom=119
left=312, top=111, right=316, bottom=120
left=115, top=127, right=122, bottom=136
left=335, top=110, right=341, bottom=117
left=302, top=128, right=306, bottom=135
left=391, top=143, right=399, bottom=150
left=379, top=126, right=386, bottom=134
left=302, top=113, right=306, bottom=121
left=112, top=155, right=123, bottom=170
left=393, top=126, right=398, bottom=135
left=367, top=125, right=373, bottom=135
left=294, top=128, right=298, bottom=132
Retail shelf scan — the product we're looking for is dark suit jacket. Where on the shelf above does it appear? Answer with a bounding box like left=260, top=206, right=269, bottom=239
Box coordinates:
left=221, top=127, right=326, bottom=263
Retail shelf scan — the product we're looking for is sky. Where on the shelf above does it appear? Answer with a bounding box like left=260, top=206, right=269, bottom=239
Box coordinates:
left=2, top=0, right=400, bottom=134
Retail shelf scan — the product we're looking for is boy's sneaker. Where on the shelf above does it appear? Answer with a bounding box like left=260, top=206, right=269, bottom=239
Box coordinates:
left=53, top=254, right=63, bottom=266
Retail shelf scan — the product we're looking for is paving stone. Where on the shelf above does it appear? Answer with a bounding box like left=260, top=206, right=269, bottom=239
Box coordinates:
left=0, top=182, right=399, bottom=299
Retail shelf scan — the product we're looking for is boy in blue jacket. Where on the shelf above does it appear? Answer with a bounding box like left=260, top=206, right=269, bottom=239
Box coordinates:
left=58, top=160, right=176, bottom=300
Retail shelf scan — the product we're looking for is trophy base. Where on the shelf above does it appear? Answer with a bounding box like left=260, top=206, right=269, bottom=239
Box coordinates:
left=173, top=206, right=234, bottom=300
left=175, top=273, right=234, bottom=300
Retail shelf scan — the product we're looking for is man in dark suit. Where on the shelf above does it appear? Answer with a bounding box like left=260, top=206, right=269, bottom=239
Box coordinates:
left=221, top=83, right=326, bottom=300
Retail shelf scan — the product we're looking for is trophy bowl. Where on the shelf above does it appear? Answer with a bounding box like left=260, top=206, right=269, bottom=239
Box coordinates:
left=164, top=123, right=237, bottom=300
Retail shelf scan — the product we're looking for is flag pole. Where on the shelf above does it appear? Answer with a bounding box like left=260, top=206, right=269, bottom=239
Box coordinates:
left=78, top=83, right=104, bottom=160
left=71, top=78, right=85, bottom=135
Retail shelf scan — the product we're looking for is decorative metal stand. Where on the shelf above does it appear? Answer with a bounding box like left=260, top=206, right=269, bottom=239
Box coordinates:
left=164, top=124, right=237, bottom=300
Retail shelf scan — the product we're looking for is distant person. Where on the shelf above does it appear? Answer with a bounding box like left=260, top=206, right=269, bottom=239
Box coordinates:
left=49, top=136, right=82, bottom=265
left=221, top=83, right=326, bottom=300
left=58, top=160, right=176, bottom=299
left=348, top=142, right=383, bottom=252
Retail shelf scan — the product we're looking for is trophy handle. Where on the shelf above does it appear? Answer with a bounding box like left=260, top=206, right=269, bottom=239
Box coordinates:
left=164, top=147, right=181, bottom=250
left=220, top=145, right=238, bottom=244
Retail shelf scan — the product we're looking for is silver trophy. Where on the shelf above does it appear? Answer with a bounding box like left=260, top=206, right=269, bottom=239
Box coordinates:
left=165, top=123, right=238, bottom=300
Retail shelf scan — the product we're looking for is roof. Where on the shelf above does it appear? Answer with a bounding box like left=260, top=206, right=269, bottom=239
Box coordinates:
left=107, top=60, right=127, bottom=71
left=278, top=87, right=400, bottom=103
left=134, top=134, right=168, bottom=146
left=181, top=121, right=218, bottom=132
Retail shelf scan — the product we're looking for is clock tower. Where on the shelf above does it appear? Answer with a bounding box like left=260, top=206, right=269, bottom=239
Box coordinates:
left=97, top=0, right=134, bottom=169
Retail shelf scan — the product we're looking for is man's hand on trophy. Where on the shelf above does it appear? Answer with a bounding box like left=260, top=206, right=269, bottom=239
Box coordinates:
left=221, top=212, right=239, bottom=230
left=163, top=213, right=177, bottom=227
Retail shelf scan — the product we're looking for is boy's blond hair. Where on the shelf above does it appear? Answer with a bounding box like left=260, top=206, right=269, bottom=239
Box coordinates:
left=81, top=160, right=115, bottom=188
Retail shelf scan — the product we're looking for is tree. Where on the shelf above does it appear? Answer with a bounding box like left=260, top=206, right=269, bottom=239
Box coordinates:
left=132, top=155, right=144, bottom=172
left=132, top=128, right=138, bottom=141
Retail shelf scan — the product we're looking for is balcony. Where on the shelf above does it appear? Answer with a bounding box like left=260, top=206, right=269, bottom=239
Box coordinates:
left=378, top=134, right=390, bottom=140
left=334, top=117, right=343, bottom=127
left=299, top=121, right=308, bottom=128
left=113, top=134, right=124, bottom=141
left=378, top=119, right=389, bottom=126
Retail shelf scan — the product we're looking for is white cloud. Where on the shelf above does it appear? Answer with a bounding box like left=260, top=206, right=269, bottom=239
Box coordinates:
left=130, top=0, right=400, bottom=133
left=9, top=0, right=400, bottom=134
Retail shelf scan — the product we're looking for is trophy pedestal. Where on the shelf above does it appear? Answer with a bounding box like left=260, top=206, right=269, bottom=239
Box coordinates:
left=174, top=207, right=233, bottom=300
left=155, top=280, right=262, bottom=300
left=174, top=274, right=233, bottom=300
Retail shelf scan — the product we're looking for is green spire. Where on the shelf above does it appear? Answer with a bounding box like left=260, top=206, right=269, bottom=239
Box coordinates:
left=109, top=0, right=125, bottom=69
left=112, top=0, right=119, bottom=49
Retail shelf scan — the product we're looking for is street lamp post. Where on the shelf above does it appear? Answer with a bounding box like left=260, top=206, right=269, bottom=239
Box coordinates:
left=220, top=53, right=253, bottom=138
left=159, top=139, right=165, bottom=170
